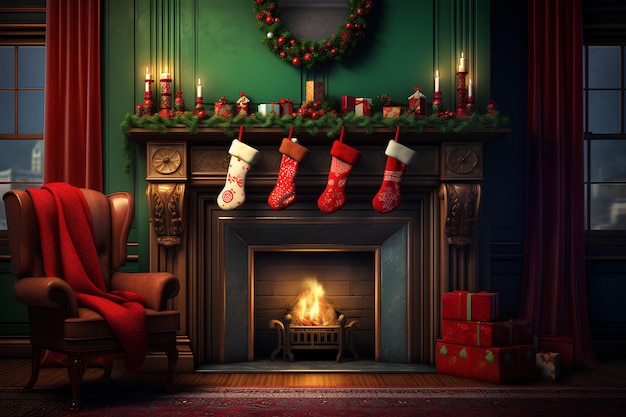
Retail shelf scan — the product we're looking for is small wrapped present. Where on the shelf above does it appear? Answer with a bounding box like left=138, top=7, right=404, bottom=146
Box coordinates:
left=236, top=92, right=250, bottom=116
left=408, top=87, right=426, bottom=115
left=341, top=95, right=356, bottom=113
left=442, top=318, right=532, bottom=347
left=214, top=96, right=232, bottom=117
left=442, top=290, right=500, bottom=322
left=279, top=98, right=293, bottom=117
left=536, top=336, right=574, bottom=369
left=536, top=351, right=561, bottom=381
left=257, top=103, right=281, bottom=116
left=467, top=344, right=536, bottom=383
left=383, top=106, right=401, bottom=118
left=355, top=98, right=372, bottom=117
left=306, top=80, right=324, bottom=102
left=436, top=340, right=471, bottom=378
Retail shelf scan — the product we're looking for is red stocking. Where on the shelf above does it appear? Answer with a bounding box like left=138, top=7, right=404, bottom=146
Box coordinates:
left=372, top=137, right=417, bottom=213
left=317, top=133, right=361, bottom=214
left=268, top=138, right=309, bottom=210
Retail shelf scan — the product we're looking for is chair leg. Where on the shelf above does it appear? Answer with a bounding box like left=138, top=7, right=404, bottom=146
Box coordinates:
left=23, top=346, right=42, bottom=392
left=165, top=344, right=178, bottom=393
left=102, top=358, right=114, bottom=381
left=67, top=352, right=87, bottom=412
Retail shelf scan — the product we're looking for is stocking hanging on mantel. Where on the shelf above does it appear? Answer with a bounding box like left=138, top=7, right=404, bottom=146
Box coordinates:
left=217, top=126, right=260, bottom=210
left=268, top=126, right=309, bottom=210
left=372, top=126, right=417, bottom=213
left=317, top=127, right=362, bottom=214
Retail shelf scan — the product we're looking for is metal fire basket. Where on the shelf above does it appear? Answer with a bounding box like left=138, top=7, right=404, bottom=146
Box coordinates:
left=269, top=313, right=359, bottom=362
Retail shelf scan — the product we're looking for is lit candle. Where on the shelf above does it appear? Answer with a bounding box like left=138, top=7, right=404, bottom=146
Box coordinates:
left=458, top=52, right=466, bottom=73
left=434, top=70, right=440, bottom=92
left=468, top=78, right=473, bottom=97
left=145, top=67, right=151, bottom=92
left=161, top=67, right=171, bottom=80
left=197, top=78, right=202, bottom=98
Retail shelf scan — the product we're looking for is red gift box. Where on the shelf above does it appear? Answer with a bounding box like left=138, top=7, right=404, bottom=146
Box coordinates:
left=468, top=344, right=536, bottom=383
left=436, top=340, right=471, bottom=378
left=341, top=95, right=356, bottom=113
left=442, top=290, right=500, bottom=321
left=536, top=351, right=561, bottom=381
left=536, top=336, right=574, bottom=369
left=383, top=106, right=401, bottom=118
left=442, top=318, right=532, bottom=347
left=214, top=97, right=232, bottom=117
left=279, top=98, right=293, bottom=117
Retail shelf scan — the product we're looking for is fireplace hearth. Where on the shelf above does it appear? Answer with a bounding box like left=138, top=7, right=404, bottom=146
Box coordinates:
left=128, top=127, right=497, bottom=368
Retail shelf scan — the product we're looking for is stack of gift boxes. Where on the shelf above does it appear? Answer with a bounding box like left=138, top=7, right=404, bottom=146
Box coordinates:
left=436, top=290, right=537, bottom=383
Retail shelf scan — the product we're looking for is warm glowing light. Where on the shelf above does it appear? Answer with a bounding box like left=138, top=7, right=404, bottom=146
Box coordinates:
left=290, top=279, right=339, bottom=326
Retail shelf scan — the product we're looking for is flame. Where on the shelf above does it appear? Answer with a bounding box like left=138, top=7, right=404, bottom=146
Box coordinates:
left=290, top=279, right=338, bottom=326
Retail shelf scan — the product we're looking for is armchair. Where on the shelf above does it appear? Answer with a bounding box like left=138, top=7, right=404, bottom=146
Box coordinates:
left=3, top=186, right=180, bottom=411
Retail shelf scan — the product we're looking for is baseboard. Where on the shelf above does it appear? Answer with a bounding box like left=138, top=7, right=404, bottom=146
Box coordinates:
left=592, top=337, right=626, bottom=360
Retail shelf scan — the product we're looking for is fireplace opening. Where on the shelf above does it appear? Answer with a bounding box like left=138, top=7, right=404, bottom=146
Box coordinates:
left=254, top=250, right=376, bottom=360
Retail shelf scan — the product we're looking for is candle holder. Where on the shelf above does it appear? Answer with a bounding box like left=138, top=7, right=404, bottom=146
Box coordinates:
left=456, top=71, right=468, bottom=118
left=159, top=74, right=173, bottom=118
left=195, top=96, right=207, bottom=119
left=432, top=91, right=443, bottom=114
left=465, top=96, right=475, bottom=116
left=174, top=90, right=186, bottom=115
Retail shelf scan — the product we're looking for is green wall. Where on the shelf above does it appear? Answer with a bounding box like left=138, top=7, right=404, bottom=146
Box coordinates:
left=102, top=0, right=491, bottom=269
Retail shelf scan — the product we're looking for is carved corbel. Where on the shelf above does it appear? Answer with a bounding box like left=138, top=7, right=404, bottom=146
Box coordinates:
left=439, top=183, right=481, bottom=247
left=146, top=183, right=185, bottom=247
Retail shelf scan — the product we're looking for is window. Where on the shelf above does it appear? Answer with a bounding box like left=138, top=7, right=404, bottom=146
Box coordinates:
left=0, top=44, right=44, bottom=229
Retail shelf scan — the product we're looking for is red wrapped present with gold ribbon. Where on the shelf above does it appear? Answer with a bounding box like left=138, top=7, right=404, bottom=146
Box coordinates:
left=442, top=290, right=500, bottom=321
left=214, top=96, right=232, bottom=117
left=442, top=318, right=532, bottom=347
left=467, top=344, right=536, bottom=383
left=355, top=98, right=372, bottom=117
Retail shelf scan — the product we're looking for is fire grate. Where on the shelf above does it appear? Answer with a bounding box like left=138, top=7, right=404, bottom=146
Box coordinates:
left=269, top=313, right=359, bottom=362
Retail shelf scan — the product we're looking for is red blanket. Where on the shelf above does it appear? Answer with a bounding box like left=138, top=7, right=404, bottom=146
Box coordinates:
left=27, top=182, right=148, bottom=372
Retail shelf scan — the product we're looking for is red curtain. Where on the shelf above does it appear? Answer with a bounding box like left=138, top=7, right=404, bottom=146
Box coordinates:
left=44, top=0, right=102, bottom=191
left=522, top=0, right=596, bottom=368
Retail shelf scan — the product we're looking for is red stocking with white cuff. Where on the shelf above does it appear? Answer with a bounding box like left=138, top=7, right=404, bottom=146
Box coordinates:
left=268, top=137, right=309, bottom=210
left=372, top=138, right=417, bottom=213
left=317, top=133, right=361, bottom=214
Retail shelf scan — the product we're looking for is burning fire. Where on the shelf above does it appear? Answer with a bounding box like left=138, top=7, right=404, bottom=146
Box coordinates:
left=290, top=279, right=339, bottom=326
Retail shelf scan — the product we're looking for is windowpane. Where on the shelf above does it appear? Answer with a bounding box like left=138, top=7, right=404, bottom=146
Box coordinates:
left=588, top=46, right=621, bottom=89
left=17, top=46, right=45, bottom=88
left=590, top=140, right=626, bottom=182
left=17, top=90, right=44, bottom=134
left=0, top=47, right=15, bottom=89
left=0, top=91, right=15, bottom=134
left=588, top=90, right=621, bottom=134
left=589, top=184, right=626, bottom=230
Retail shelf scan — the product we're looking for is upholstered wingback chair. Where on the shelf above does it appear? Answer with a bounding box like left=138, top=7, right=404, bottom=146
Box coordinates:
left=3, top=187, right=180, bottom=411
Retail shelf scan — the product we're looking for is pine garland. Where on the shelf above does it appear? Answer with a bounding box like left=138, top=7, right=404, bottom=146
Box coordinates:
left=119, top=110, right=508, bottom=173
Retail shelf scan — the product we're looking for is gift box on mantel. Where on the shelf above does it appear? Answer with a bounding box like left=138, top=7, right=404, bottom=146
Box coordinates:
left=437, top=341, right=536, bottom=383
left=355, top=98, right=372, bottom=117
left=342, top=95, right=356, bottom=113
left=442, top=290, right=500, bottom=322
left=257, top=103, right=281, bottom=116
left=214, top=96, right=232, bottom=117
left=306, top=80, right=324, bottom=102
left=383, top=106, right=401, bottom=118
left=442, top=318, right=533, bottom=348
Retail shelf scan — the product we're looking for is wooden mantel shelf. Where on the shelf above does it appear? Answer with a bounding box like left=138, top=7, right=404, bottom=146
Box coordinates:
left=126, top=126, right=511, bottom=145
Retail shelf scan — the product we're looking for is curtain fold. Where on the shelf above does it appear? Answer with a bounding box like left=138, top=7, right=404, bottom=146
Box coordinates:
left=522, top=0, right=596, bottom=369
left=44, top=0, right=102, bottom=191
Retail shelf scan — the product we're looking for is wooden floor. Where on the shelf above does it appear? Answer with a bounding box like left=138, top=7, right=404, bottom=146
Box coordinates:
left=2, top=358, right=626, bottom=389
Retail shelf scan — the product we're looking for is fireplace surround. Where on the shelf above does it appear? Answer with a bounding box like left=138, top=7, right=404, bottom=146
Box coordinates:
left=129, top=126, right=503, bottom=368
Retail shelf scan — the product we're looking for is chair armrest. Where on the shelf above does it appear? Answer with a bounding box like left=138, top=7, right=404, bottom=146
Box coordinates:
left=13, top=277, right=79, bottom=317
left=110, top=271, right=180, bottom=310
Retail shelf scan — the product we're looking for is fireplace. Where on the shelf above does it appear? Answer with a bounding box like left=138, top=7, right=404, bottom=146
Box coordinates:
left=130, top=127, right=496, bottom=368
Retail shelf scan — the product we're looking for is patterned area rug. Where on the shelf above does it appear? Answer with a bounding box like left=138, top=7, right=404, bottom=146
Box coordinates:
left=2, top=386, right=625, bottom=417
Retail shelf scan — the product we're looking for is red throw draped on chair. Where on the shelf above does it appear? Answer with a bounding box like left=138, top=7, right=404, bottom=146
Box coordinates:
left=522, top=0, right=597, bottom=369
left=44, top=0, right=102, bottom=191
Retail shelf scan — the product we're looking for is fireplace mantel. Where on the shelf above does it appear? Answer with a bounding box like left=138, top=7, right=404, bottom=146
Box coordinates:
left=128, top=126, right=507, bottom=367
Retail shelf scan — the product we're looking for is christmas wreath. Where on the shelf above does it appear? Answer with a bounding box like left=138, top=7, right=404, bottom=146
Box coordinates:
left=254, top=0, right=373, bottom=69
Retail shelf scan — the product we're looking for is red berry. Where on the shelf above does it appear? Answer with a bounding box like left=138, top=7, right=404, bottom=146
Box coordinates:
left=292, top=57, right=301, bottom=66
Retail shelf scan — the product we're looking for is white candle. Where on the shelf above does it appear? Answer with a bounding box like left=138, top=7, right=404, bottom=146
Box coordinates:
left=145, top=67, right=151, bottom=92
left=458, top=52, right=466, bottom=73
left=145, top=67, right=151, bottom=80
left=161, top=67, right=171, bottom=80
left=435, top=70, right=440, bottom=92
left=197, top=78, right=202, bottom=98
left=468, top=78, right=473, bottom=97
